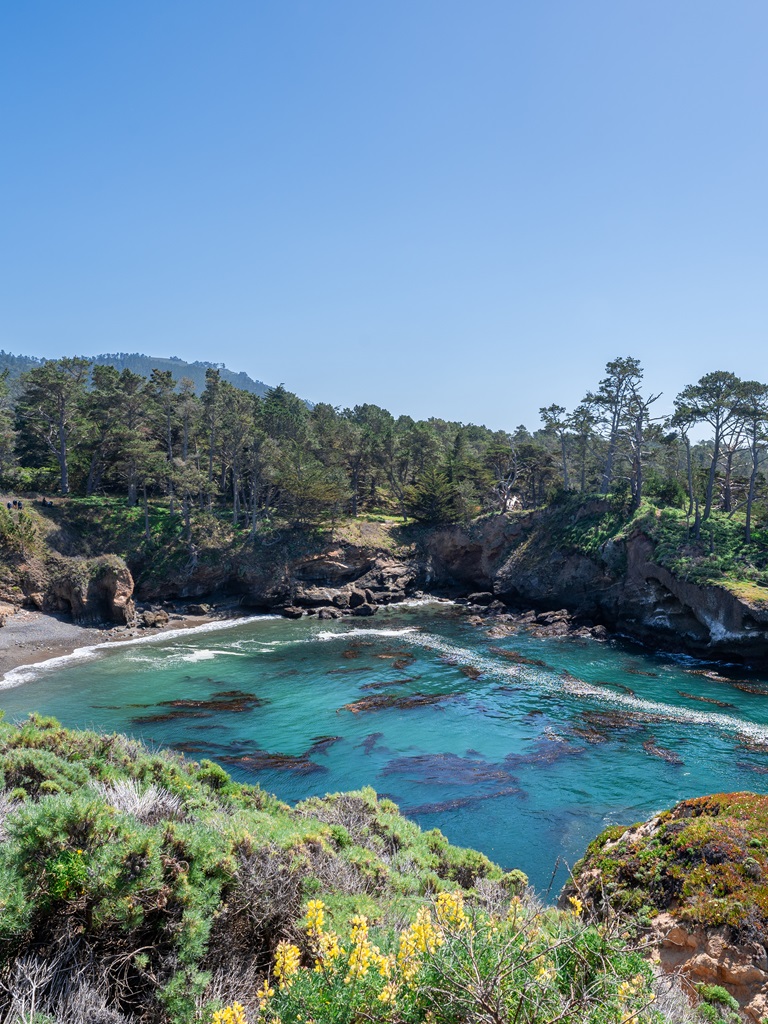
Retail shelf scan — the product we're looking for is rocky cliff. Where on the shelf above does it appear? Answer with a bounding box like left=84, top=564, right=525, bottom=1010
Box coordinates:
left=426, top=504, right=768, bottom=662
left=3, top=499, right=768, bottom=661
left=564, top=793, right=768, bottom=1022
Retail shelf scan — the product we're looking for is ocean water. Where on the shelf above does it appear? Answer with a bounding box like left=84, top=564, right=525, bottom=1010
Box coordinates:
left=2, top=600, right=768, bottom=895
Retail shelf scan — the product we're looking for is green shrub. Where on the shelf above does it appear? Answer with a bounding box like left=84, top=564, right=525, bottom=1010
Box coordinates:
left=698, top=983, right=740, bottom=1012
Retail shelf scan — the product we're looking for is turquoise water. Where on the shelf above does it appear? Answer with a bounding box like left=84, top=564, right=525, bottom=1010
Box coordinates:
left=2, top=601, right=768, bottom=895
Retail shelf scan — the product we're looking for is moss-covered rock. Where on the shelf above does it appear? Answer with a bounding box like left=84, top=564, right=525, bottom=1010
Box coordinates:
left=568, top=793, right=768, bottom=939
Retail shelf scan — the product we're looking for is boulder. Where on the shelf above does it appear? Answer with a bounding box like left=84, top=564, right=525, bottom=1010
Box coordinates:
left=351, top=603, right=377, bottom=617
left=468, top=592, right=494, bottom=606
left=85, top=559, right=136, bottom=624
left=282, top=606, right=304, bottom=619
left=186, top=603, right=211, bottom=616
left=0, top=602, right=15, bottom=627
left=348, top=589, right=367, bottom=609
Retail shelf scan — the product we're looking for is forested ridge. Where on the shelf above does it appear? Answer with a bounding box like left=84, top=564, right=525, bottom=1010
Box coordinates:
left=0, top=354, right=766, bottom=544
left=0, top=351, right=272, bottom=403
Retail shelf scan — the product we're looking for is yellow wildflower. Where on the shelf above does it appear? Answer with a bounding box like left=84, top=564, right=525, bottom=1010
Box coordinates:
left=397, top=907, right=441, bottom=983
left=536, top=961, right=557, bottom=986
left=568, top=895, right=583, bottom=916
left=305, top=898, right=325, bottom=937
left=211, top=1003, right=247, bottom=1024
left=256, top=979, right=274, bottom=1010
left=435, top=890, right=469, bottom=932
left=378, top=980, right=399, bottom=1004
left=274, top=942, right=301, bottom=990
left=314, top=927, right=343, bottom=967
left=346, top=914, right=380, bottom=979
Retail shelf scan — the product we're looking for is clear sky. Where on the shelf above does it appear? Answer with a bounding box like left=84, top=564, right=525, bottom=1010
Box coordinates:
left=1, top=2, right=767, bottom=431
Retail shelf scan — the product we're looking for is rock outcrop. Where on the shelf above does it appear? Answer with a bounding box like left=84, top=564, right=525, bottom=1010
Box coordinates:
left=40, top=557, right=136, bottom=625
left=565, top=793, right=768, bottom=1022
left=426, top=506, right=768, bottom=662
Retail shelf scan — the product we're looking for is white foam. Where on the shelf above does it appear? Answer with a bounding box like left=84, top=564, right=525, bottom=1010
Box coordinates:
left=0, top=614, right=274, bottom=689
left=311, top=625, right=768, bottom=745
left=315, top=627, right=419, bottom=641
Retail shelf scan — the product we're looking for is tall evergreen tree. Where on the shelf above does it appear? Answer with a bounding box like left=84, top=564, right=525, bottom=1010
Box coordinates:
left=17, top=357, right=90, bottom=494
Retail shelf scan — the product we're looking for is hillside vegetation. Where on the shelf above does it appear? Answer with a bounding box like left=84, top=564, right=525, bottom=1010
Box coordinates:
left=0, top=715, right=702, bottom=1024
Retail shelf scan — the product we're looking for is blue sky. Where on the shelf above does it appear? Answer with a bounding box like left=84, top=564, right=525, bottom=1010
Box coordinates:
left=1, top=2, right=767, bottom=430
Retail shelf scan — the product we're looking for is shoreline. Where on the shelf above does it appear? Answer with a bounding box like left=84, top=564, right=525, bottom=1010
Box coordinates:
left=0, top=591, right=756, bottom=691
left=0, top=607, right=257, bottom=685
left=0, top=597, right=455, bottom=687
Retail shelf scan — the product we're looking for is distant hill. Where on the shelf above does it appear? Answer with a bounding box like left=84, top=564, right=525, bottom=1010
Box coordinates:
left=0, top=350, right=272, bottom=397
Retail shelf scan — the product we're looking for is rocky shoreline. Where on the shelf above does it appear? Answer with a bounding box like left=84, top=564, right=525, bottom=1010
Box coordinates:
left=4, top=503, right=768, bottom=671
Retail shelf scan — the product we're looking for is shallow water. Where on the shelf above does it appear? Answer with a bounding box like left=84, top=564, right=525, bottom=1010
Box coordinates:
left=2, top=602, right=768, bottom=895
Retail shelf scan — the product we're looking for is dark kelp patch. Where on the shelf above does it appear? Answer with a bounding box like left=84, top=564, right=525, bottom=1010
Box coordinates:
left=579, top=710, right=666, bottom=734
left=359, top=679, right=414, bottom=691
left=161, top=690, right=264, bottom=711
left=642, top=737, right=684, bottom=765
left=677, top=691, right=735, bottom=708
left=505, top=733, right=586, bottom=769
left=306, top=735, right=343, bottom=756
left=131, top=690, right=265, bottom=724
left=221, top=751, right=328, bottom=776
left=357, top=732, right=385, bottom=756
left=341, top=693, right=452, bottom=714
left=392, top=656, right=416, bottom=670
left=404, top=786, right=524, bottom=816
left=382, top=751, right=517, bottom=786
left=488, top=646, right=548, bottom=668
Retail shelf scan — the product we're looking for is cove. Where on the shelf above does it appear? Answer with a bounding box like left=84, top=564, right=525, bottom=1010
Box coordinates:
left=2, top=600, right=768, bottom=896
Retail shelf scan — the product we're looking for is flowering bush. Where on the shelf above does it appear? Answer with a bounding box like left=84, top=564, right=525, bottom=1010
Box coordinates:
left=209, top=893, right=664, bottom=1024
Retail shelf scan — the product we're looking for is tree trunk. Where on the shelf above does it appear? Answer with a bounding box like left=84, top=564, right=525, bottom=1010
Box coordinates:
left=351, top=466, right=359, bottom=517
left=703, top=432, right=720, bottom=521
left=58, top=413, right=69, bottom=495
left=560, top=434, right=569, bottom=491
left=684, top=435, right=694, bottom=518
left=207, top=422, right=215, bottom=509
left=600, top=413, right=620, bottom=494
left=250, top=482, right=258, bottom=539
left=723, top=451, right=734, bottom=513
left=183, top=494, right=191, bottom=542
left=630, top=414, right=643, bottom=512
left=86, top=451, right=100, bottom=496
left=143, top=483, right=151, bottom=542
left=746, top=428, right=759, bottom=544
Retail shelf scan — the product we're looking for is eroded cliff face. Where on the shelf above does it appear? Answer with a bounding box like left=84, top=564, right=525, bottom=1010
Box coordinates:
left=426, top=510, right=768, bottom=662
left=4, top=502, right=768, bottom=659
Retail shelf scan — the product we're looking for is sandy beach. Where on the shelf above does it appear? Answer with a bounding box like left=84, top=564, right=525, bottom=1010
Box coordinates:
left=0, top=608, right=224, bottom=681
